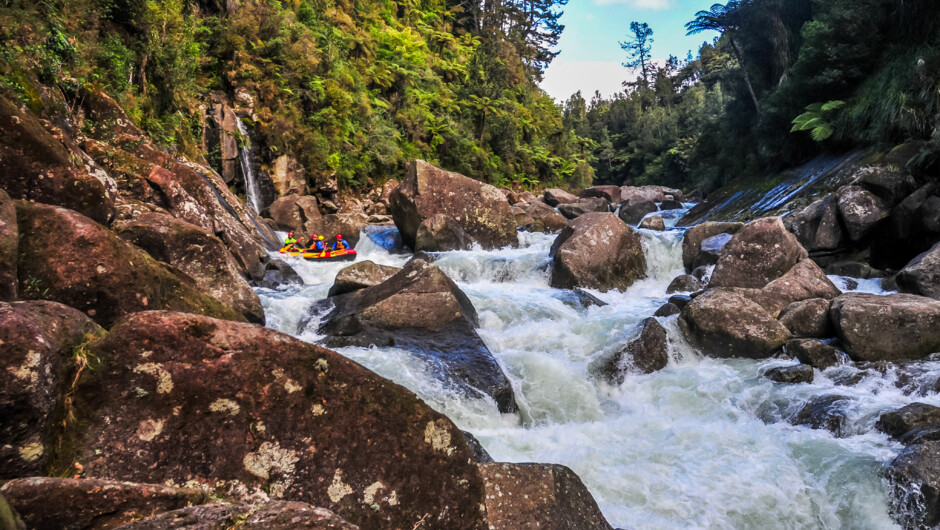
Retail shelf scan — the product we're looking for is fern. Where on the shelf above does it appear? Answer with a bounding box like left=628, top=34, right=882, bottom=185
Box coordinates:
left=791, top=100, right=844, bottom=142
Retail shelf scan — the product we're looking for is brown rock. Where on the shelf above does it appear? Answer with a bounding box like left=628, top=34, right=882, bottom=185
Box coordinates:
left=778, top=298, right=833, bottom=338
left=269, top=195, right=321, bottom=233
left=830, top=293, right=940, bottom=361
left=784, top=195, right=845, bottom=252
left=116, top=501, right=358, bottom=529
left=620, top=185, right=665, bottom=203
left=543, top=188, right=579, bottom=207
left=478, top=463, right=613, bottom=530
left=678, top=289, right=791, bottom=358
left=258, top=259, right=303, bottom=289
left=600, top=318, right=669, bottom=384
left=15, top=202, right=245, bottom=327
left=0, top=493, right=24, bottom=530
left=511, top=205, right=535, bottom=228
left=660, top=199, right=683, bottom=211
left=558, top=198, right=609, bottom=220
left=885, top=441, right=940, bottom=529
left=640, top=216, right=666, bottom=230
left=681, top=222, right=744, bottom=273
left=389, top=160, right=517, bottom=251
left=66, top=311, right=489, bottom=529
left=0, top=189, right=17, bottom=300
left=365, top=202, right=387, bottom=216
left=114, top=212, right=264, bottom=324
left=897, top=242, right=940, bottom=299
left=271, top=155, right=308, bottom=197
left=0, top=301, right=103, bottom=478
left=415, top=213, right=472, bottom=251
left=219, top=105, right=240, bottom=182
left=786, top=339, right=842, bottom=370
left=792, top=395, right=851, bottom=436
left=579, top=185, right=622, bottom=204
left=654, top=303, right=681, bottom=317
left=877, top=403, right=940, bottom=440
left=328, top=261, right=401, bottom=297
left=549, top=212, right=646, bottom=292
left=523, top=201, right=568, bottom=232
left=764, top=364, right=814, bottom=384
left=754, top=259, right=841, bottom=317
left=667, top=275, right=702, bottom=294
left=836, top=185, right=888, bottom=242
left=617, top=197, right=657, bottom=225
left=709, top=217, right=808, bottom=289
left=0, top=478, right=209, bottom=530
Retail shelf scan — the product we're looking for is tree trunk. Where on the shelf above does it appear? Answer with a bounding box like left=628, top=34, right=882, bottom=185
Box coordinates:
left=728, top=36, right=760, bottom=114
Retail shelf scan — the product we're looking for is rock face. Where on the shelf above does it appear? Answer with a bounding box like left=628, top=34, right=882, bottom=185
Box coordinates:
left=778, top=298, right=833, bottom=338
left=117, top=501, right=358, bottom=529
left=709, top=217, right=808, bottom=289
left=678, top=289, right=791, bottom=358
left=558, top=198, right=608, bottom=220
left=830, top=293, right=940, bottom=361
left=784, top=195, right=845, bottom=252
left=389, top=160, right=517, bottom=251
left=542, top=188, right=579, bottom=207
left=681, top=222, right=744, bottom=273
left=415, top=213, right=472, bottom=251
left=271, top=155, right=308, bottom=197
left=478, top=463, right=613, bottom=530
left=549, top=213, right=646, bottom=292
left=67, top=311, right=489, bottom=529
left=886, top=441, right=940, bottom=529
left=836, top=185, right=888, bottom=242
left=600, top=318, right=669, bottom=384
left=114, top=212, right=264, bottom=324
left=0, top=477, right=209, bottom=530
left=764, top=364, right=813, bottom=384
left=328, top=261, right=400, bottom=297
left=0, top=301, right=103, bottom=478
left=523, top=201, right=568, bottom=232
left=786, top=339, right=842, bottom=370
left=269, top=195, right=321, bottom=233
left=617, top=197, right=657, bottom=226
left=15, top=202, right=245, bottom=327
left=314, top=260, right=517, bottom=413
left=0, top=189, right=17, bottom=300
left=897, top=242, right=940, bottom=299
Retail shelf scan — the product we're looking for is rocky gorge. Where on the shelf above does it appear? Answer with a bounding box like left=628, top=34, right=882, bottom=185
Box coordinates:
left=2, top=83, right=940, bottom=530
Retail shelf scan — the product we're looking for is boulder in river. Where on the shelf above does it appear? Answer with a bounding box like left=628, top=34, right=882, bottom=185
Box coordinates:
left=66, top=311, right=489, bottom=529
left=836, top=185, right=888, bottom=242
left=313, top=259, right=518, bottom=413
left=549, top=212, right=646, bottom=292
left=693, top=233, right=733, bottom=269
left=667, top=275, right=702, bottom=294
left=709, top=217, right=808, bottom=290
left=600, top=318, right=669, bottom=384
left=764, top=364, right=814, bottom=384
left=389, top=160, right=517, bottom=251
left=580, top=185, right=622, bottom=204
left=897, top=242, right=940, bottom=300
left=620, top=185, right=665, bottom=203
left=660, top=199, right=683, bottom=211
left=791, top=395, right=852, bottom=437
left=786, top=339, right=842, bottom=371
left=654, top=303, right=681, bottom=317
left=116, top=501, right=357, bottom=529
left=523, top=201, right=568, bottom=232
left=258, top=259, right=303, bottom=289
left=558, top=197, right=609, bottom=220
left=681, top=222, right=744, bottom=273
left=0, top=189, right=17, bottom=301
left=784, top=195, right=845, bottom=252
left=751, top=259, right=841, bottom=317
left=617, top=197, right=657, bottom=226
left=678, top=289, right=791, bottom=358
left=478, top=463, right=614, bottom=530
left=639, top=216, right=666, bottom=231
left=830, top=293, right=940, bottom=361
left=328, top=261, right=400, bottom=297
left=885, top=441, right=940, bottom=529
left=542, top=188, right=579, bottom=207
left=415, top=212, right=472, bottom=251
left=878, top=403, right=940, bottom=440
left=778, top=298, right=834, bottom=338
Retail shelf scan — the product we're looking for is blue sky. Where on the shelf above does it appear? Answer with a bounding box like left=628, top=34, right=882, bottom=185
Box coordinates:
left=540, top=0, right=719, bottom=101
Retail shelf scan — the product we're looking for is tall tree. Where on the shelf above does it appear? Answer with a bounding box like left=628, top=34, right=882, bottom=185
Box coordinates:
left=620, top=21, right=653, bottom=86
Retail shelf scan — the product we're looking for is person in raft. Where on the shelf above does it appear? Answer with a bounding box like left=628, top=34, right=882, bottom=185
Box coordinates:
left=331, top=234, right=350, bottom=251
left=312, top=235, right=327, bottom=253
left=283, top=232, right=297, bottom=249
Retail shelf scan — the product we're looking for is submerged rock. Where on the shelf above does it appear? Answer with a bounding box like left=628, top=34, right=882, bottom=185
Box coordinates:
left=0, top=189, right=17, bottom=301
left=791, top=395, right=852, bottom=436
left=116, top=501, right=358, bottom=529
left=549, top=213, right=646, bottom=292
left=681, top=222, right=744, bottom=273
left=885, top=441, right=940, bottom=529
left=897, top=242, right=940, bottom=300
left=328, top=261, right=400, bottom=297
left=830, top=293, right=940, bottom=361
left=600, top=318, right=669, bottom=384
left=764, top=364, right=813, bottom=384
left=709, top=217, right=808, bottom=290
left=678, top=289, right=791, bottom=359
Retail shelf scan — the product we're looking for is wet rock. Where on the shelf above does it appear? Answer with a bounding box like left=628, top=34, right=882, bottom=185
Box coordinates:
left=836, top=185, right=888, bottom=242
left=269, top=195, right=321, bottom=233
left=0, top=95, right=115, bottom=225
left=0, top=301, right=102, bottom=478
left=543, top=188, right=579, bottom=207
left=667, top=275, right=702, bottom=294
left=878, top=403, right=940, bottom=440
left=522, top=201, right=568, bottom=233
left=668, top=294, right=692, bottom=310
left=549, top=213, right=646, bottom=292
left=752, top=259, right=841, bottom=317
left=0, top=189, right=17, bottom=300
left=690, top=233, right=731, bottom=270
left=0, top=478, right=209, bottom=530
left=663, top=187, right=685, bottom=201
left=113, top=212, right=264, bottom=324
left=885, top=441, right=940, bottom=529
left=830, top=293, right=940, bottom=361
left=778, top=299, right=834, bottom=338
left=710, top=217, right=808, bottom=290
left=478, top=463, right=614, bottom=530
left=570, top=288, right=608, bottom=308
left=558, top=197, right=609, bottom=220
left=415, top=213, right=472, bottom=251
left=792, top=395, right=851, bottom=436
left=654, top=303, right=681, bottom=317
left=691, top=266, right=712, bottom=283
left=639, top=216, right=666, bottom=231
left=580, top=185, right=622, bottom=205
left=681, top=222, right=744, bottom=273
left=462, top=431, right=494, bottom=463
left=660, top=199, right=683, bottom=211
left=68, top=311, right=489, bottom=529
left=116, top=501, right=357, bottom=529
left=328, top=261, right=400, bottom=297
left=390, top=160, right=516, bottom=251
left=600, top=318, right=669, bottom=384
left=314, top=260, right=517, bottom=413
left=897, top=242, right=940, bottom=299
left=0, top=494, right=24, bottom=530
left=764, top=364, right=813, bottom=384
left=826, top=260, right=878, bottom=279
left=678, top=289, right=791, bottom=359
left=259, top=259, right=303, bottom=289
left=784, top=195, right=845, bottom=252
left=15, top=202, right=245, bottom=327
left=620, top=185, right=665, bottom=203
left=617, top=197, right=657, bottom=226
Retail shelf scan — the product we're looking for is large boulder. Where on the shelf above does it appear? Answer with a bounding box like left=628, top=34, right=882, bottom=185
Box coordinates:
left=620, top=185, right=665, bottom=203
left=0, top=478, right=209, bottom=530
left=783, top=195, right=845, bottom=252
left=885, top=441, right=940, bottom=529
left=777, top=298, right=833, bottom=338
left=558, top=197, right=609, bottom=220
left=478, top=463, right=613, bottom=530
left=389, top=160, right=517, bottom=251
left=599, top=318, right=669, bottom=384
left=692, top=233, right=734, bottom=269
left=678, top=289, right=791, bottom=358
left=306, top=213, right=368, bottom=248
left=640, top=216, right=666, bottom=231
left=114, top=212, right=264, bottom=324
left=830, top=293, right=940, bottom=361
left=617, top=197, right=657, bottom=226
left=786, top=339, right=842, bottom=370
left=750, top=259, right=841, bottom=317
left=415, top=213, right=472, bottom=251
left=836, top=185, right=888, bottom=242
left=579, top=185, right=622, bottom=204
left=15, top=202, right=245, bottom=327
left=328, top=261, right=400, bottom=297
left=549, top=212, right=646, bottom=292
left=0, top=95, right=115, bottom=225
left=117, top=501, right=357, bottom=529
left=268, top=195, right=321, bottom=233
left=878, top=403, right=940, bottom=440
left=522, top=201, right=568, bottom=233
left=542, top=188, right=579, bottom=207
left=709, top=217, right=808, bottom=289
left=681, top=222, right=744, bottom=273
left=312, top=259, right=517, bottom=413
left=64, top=311, right=489, bottom=529
left=666, top=275, right=702, bottom=294
left=897, top=242, right=940, bottom=299
left=0, top=189, right=17, bottom=300
left=0, top=301, right=103, bottom=478
left=270, top=155, right=308, bottom=197
left=764, top=364, right=813, bottom=384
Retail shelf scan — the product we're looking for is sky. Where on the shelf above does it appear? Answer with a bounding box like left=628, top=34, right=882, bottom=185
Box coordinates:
left=540, top=0, right=720, bottom=102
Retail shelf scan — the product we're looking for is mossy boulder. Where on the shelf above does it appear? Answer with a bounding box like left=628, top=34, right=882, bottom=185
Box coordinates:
left=549, top=212, right=646, bottom=292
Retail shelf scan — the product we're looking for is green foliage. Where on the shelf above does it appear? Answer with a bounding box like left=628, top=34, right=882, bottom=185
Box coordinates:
left=791, top=100, right=844, bottom=141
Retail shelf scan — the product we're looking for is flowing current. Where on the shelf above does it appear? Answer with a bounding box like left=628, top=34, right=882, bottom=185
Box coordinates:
left=236, top=118, right=264, bottom=214
left=258, top=213, right=937, bottom=529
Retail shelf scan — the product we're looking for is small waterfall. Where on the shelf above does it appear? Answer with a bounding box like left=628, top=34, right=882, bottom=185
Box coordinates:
left=236, top=117, right=264, bottom=213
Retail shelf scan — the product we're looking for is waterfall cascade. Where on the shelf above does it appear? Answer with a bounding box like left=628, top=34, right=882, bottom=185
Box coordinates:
left=236, top=117, right=264, bottom=213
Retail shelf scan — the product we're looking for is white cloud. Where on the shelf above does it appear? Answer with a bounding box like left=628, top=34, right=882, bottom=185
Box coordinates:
left=540, top=60, right=636, bottom=102
left=591, top=0, right=674, bottom=8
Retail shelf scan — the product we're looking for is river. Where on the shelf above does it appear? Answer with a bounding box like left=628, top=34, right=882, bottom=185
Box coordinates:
left=257, top=209, right=936, bottom=529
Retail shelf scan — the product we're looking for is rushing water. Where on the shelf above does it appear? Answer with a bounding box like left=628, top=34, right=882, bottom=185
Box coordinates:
left=257, top=214, right=938, bottom=529
left=236, top=118, right=264, bottom=214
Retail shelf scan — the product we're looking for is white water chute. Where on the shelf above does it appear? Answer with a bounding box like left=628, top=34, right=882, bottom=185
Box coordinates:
left=236, top=117, right=264, bottom=214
